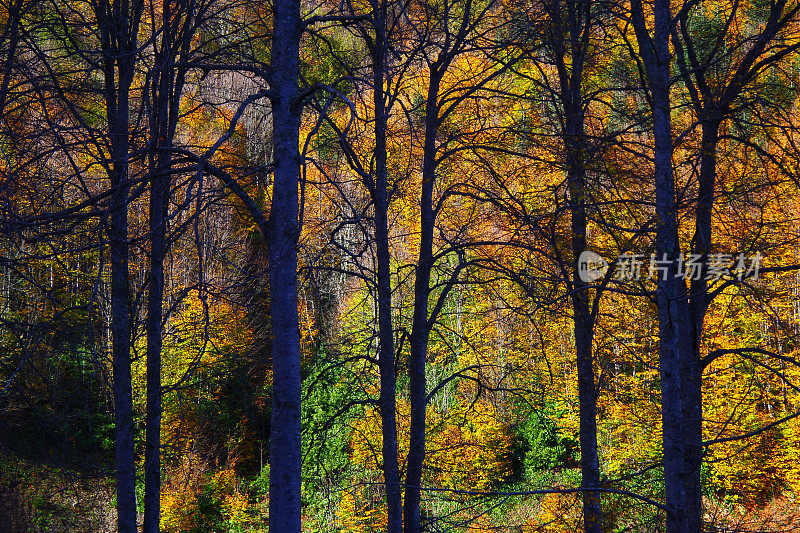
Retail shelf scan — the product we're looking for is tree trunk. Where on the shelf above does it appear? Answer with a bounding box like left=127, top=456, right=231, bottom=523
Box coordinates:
left=268, top=0, right=302, bottom=530
left=143, top=4, right=177, bottom=525
left=143, top=153, right=167, bottom=533
left=109, top=154, right=136, bottom=533
left=651, top=3, right=693, bottom=530
left=373, top=10, right=403, bottom=532
left=103, top=0, right=141, bottom=527
left=574, top=311, right=601, bottom=533
left=566, top=129, right=602, bottom=533
left=683, top=119, right=721, bottom=532
left=559, top=10, right=603, bottom=527
left=403, top=74, right=440, bottom=533
left=631, top=0, right=693, bottom=530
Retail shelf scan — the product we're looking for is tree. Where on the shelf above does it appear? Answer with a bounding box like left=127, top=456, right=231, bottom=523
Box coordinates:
left=525, top=1, right=610, bottom=529
left=157, top=0, right=306, bottom=526
left=400, top=1, right=519, bottom=529
left=629, top=0, right=693, bottom=529
left=97, top=0, right=145, bottom=528
left=0, top=0, right=146, bottom=524
left=306, top=2, right=523, bottom=529
left=267, top=0, right=303, bottom=529
left=671, top=2, right=800, bottom=528
left=630, top=0, right=800, bottom=529
left=143, top=0, right=208, bottom=528
left=307, top=1, right=418, bottom=529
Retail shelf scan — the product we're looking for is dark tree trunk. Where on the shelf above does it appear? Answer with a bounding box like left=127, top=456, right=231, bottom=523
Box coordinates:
left=268, top=0, right=303, bottom=530
left=109, top=145, right=137, bottom=533
left=652, top=90, right=693, bottom=533
left=143, top=150, right=167, bottom=533
left=555, top=1, right=603, bottom=528
left=565, top=120, right=602, bottom=533
left=101, top=0, right=143, bottom=527
left=631, top=0, right=693, bottom=530
left=143, top=0, right=181, bottom=525
left=402, top=74, right=441, bottom=533
left=574, top=309, right=601, bottom=533
left=373, top=9, right=403, bottom=532
left=683, top=119, right=720, bottom=532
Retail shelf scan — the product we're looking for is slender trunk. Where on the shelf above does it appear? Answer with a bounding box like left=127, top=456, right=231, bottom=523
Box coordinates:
left=104, top=0, right=140, bottom=526
left=683, top=119, right=720, bottom=531
left=574, top=312, right=601, bottom=533
left=143, top=8, right=176, bottom=525
left=373, top=12, right=403, bottom=532
left=652, top=2, right=692, bottom=530
left=376, top=110, right=402, bottom=533
left=403, top=75, right=440, bottom=533
left=143, top=158, right=167, bottom=533
left=268, top=0, right=302, bottom=530
left=556, top=9, right=603, bottom=522
left=109, top=156, right=136, bottom=533
left=566, top=123, right=602, bottom=533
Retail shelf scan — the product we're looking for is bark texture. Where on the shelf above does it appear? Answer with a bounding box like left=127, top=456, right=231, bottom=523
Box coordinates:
left=631, top=1, right=693, bottom=530
left=101, top=0, right=143, bottom=528
left=554, top=0, right=603, bottom=529
left=403, top=73, right=441, bottom=533
left=268, top=0, right=303, bottom=530
left=372, top=8, right=403, bottom=531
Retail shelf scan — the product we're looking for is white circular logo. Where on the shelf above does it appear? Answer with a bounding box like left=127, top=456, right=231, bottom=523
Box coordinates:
left=578, top=250, right=608, bottom=282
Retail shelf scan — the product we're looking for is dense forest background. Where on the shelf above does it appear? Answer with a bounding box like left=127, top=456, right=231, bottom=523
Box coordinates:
left=2, top=0, right=800, bottom=531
